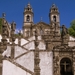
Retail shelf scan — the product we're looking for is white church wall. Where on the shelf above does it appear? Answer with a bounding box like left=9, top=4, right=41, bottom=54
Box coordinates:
left=21, top=38, right=28, bottom=46
left=40, top=51, right=53, bottom=75
left=69, top=36, right=75, bottom=41
left=15, top=46, right=27, bottom=58
left=0, top=35, right=2, bottom=42
left=69, top=36, right=75, bottom=47
left=2, top=46, right=27, bottom=58
left=38, top=41, right=46, bottom=50
left=3, top=60, right=31, bottom=75
left=14, top=38, right=18, bottom=44
left=23, top=41, right=46, bottom=50
left=15, top=51, right=34, bottom=72
left=68, top=41, right=75, bottom=47
left=15, top=51, right=53, bottom=75
left=23, top=41, right=35, bottom=50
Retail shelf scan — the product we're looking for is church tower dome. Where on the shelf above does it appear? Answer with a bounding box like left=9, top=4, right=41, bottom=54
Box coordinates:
left=50, top=4, right=59, bottom=13
left=23, top=3, right=34, bottom=38
left=49, top=4, right=60, bottom=35
left=24, top=3, right=34, bottom=23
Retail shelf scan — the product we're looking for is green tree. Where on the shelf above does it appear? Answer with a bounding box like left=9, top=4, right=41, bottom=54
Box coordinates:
left=68, top=20, right=75, bottom=37
left=0, top=18, right=2, bottom=34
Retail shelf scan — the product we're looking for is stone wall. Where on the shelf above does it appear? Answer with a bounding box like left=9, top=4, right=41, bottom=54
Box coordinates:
left=3, top=60, right=31, bottom=75
left=15, top=51, right=53, bottom=75
left=16, top=51, right=34, bottom=72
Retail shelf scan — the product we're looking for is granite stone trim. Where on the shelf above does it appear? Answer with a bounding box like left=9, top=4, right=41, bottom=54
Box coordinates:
left=22, top=40, right=33, bottom=47
left=14, top=50, right=32, bottom=60
left=19, top=45, right=29, bottom=51
left=4, top=58, right=34, bottom=75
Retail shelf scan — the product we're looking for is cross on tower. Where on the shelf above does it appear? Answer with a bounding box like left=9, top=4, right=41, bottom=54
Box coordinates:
left=61, top=61, right=70, bottom=72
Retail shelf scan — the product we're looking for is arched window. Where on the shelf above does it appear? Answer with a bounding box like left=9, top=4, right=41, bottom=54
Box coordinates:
left=26, top=15, right=30, bottom=22
left=60, top=58, right=73, bottom=75
left=53, top=16, right=56, bottom=22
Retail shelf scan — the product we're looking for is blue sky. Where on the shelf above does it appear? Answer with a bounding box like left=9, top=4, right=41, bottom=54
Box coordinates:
left=0, top=0, right=75, bottom=30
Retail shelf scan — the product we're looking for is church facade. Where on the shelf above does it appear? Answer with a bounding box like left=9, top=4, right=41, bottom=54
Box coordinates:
left=1, top=3, right=75, bottom=75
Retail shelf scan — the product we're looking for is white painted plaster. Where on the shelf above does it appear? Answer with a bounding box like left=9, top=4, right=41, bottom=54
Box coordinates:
left=2, top=46, right=27, bottom=58
left=16, top=52, right=34, bottom=72
left=21, top=38, right=28, bottom=46
left=3, top=60, right=31, bottom=75
left=0, top=35, right=2, bottom=42
left=39, top=51, right=53, bottom=75
left=23, top=40, right=46, bottom=50
left=23, top=41, right=35, bottom=50
left=69, top=36, right=75, bottom=40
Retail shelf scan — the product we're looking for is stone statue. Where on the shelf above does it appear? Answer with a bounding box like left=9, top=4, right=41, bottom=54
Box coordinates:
left=61, top=25, right=68, bottom=36
left=61, top=25, right=69, bottom=44
left=35, top=28, right=38, bottom=40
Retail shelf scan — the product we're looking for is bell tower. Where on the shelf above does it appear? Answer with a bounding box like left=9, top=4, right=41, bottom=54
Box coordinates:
left=49, top=4, right=60, bottom=35
left=23, top=3, right=34, bottom=38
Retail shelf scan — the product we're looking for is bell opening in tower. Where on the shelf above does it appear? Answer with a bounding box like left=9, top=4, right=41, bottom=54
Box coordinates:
left=26, top=15, right=30, bottom=22
left=53, top=16, right=56, bottom=22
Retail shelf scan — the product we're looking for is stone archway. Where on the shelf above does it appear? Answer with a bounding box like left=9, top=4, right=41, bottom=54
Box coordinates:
left=60, top=58, right=73, bottom=75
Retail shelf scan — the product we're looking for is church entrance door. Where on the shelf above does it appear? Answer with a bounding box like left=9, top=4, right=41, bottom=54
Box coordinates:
left=60, top=58, right=73, bottom=75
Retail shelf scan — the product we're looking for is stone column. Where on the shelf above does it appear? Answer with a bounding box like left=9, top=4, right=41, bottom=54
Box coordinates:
left=18, top=30, right=21, bottom=46
left=34, top=30, right=40, bottom=75
left=11, top=21, right=16, bottom=59
left=2, top=14, right=7, bottom=50
left=30, top=24, right=33, bottom=36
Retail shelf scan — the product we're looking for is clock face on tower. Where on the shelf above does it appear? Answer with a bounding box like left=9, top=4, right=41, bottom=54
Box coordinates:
left=26, top=15, right=30, bottom=22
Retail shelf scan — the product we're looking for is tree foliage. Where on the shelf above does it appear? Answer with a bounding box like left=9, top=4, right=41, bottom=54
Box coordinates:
left=68, top=20, right=75, bottom=37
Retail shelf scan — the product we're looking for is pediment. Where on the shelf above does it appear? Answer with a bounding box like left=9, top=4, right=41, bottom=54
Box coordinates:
left=32, top=22, right=50, bottom=29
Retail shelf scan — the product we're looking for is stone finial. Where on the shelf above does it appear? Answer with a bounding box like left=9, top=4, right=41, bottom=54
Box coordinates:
left=11, top=21, right=16, bottom=31
left=2, top=13, right=6, bottom=18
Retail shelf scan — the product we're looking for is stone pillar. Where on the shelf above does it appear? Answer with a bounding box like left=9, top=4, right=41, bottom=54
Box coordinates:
left=34, top=30, right=40, bottom=75
left=18, top=30, right=21, bottom=46
left=0, top=42, right=4, bottom=54
left=30, top=24, right=33, bottom=36
left=2, top=14, right=7, bottom=50
left=11, top=21, right=16, bottom=59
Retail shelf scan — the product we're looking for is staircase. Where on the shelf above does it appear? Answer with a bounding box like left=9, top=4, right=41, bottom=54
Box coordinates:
left=3, top=58, right=34, bottom=75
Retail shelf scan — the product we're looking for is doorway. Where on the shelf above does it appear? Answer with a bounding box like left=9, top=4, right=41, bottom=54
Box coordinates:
left=60, top=58, right=73, bottom=75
